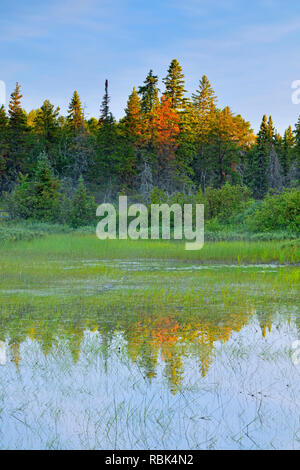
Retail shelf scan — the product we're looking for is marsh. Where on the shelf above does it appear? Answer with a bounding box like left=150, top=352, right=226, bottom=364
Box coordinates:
left=0, top=236, right=299, bottom=449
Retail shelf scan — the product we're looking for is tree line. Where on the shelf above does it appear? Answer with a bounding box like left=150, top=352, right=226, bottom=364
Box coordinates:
left=0, top=58, right=299, bottom=212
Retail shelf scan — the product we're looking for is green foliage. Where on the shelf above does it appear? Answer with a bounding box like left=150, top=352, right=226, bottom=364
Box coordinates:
left=138, top=70, right=160, bottom=113
left=7, top=152, right=60, bottom=222
left=69, top=176, right=97, bottom=228
left=149, top=186, right=168, bottom=204
left=205, top=183, right=252, bottom=221
left=67, top=90, right=84, bottom=132
left=163, top=59, right=187, bottom=109
left=246, top=188, right=300, bottom=232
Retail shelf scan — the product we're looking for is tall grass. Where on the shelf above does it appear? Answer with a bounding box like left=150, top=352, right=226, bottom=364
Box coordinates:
left=1, top=233, right=299, bottom=264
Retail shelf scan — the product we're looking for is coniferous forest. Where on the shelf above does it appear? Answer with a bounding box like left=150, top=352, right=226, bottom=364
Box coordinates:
left=0, top=59, right=299, bottom=234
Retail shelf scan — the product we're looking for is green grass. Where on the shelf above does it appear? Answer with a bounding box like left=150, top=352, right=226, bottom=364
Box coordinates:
left=1, top=233, right=299, bottom=264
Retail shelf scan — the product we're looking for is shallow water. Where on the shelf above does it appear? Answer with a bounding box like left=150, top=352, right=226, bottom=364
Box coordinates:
left=0, top=260, right=299, bottom=449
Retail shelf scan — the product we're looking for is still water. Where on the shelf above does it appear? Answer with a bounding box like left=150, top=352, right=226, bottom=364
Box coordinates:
left=0, top=260, right=299, bottom=449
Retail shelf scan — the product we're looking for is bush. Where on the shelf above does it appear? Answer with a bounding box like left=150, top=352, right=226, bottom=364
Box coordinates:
left=149, top=187, right=168, bottom=205
left=247, top=188, right=300, bottom=232
left=205, top=183, right=252, bottom=221
left=69, top=176, right=97, bottom=228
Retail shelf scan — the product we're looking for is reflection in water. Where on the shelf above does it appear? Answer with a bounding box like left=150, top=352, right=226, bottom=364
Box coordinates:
left=0, top=262, right=299, bottom=449
left=1, top=303, right=297, bottom=393
left=0, top=340, right=6, bottom=365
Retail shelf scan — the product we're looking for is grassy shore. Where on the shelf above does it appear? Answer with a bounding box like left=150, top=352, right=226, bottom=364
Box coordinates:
left=1, top=232, right=299, bottom=264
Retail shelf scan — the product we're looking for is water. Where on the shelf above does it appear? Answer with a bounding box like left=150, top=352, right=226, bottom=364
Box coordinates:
left=0, top=260, right=299, bottom=449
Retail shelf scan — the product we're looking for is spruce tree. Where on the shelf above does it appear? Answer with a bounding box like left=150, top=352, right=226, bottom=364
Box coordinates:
left=69, top=175, right=96, bottom=228
left=34, top=99, right=60, bottom=151
left=294, top=116, right=300, bottom=155
left=138, top=70, right=160, bottom=113
left=7, top=82, right=29, bottom=180
left=292, top=116, right=300, bottom=180
left=67, top=91, right=84, bottom=132
left=100, top=79, right=110, bottom=122
left=251, top=115, right=269, bottom=198
left=163, top=59, right=187, bottom=109
left=9, top=152, right=60, bottom=221
left=280, top=126, right=295, bottom=179
left=8, top=82, right=27, bottom=131
left=192, top=75, right=217, bottom=117
left=32, top=152, right=60, bottom=221
left=0, top=105, right=9, bottom=184
left=267, top=115, right=275, bottom=143
left=124, top=87, right=142, bottom=139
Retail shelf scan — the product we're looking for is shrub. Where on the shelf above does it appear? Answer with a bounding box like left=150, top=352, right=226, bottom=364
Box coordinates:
left=69, top=176, right=97, bottom=228
left=149, top=187, right=168, bottom=205
left=205, top=183, right=252, bottom=221
left=247, top=188, right=300, bottom=232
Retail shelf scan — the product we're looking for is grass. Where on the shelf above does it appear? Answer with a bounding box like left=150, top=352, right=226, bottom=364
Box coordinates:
left=1, top=232, right=299, bottom=264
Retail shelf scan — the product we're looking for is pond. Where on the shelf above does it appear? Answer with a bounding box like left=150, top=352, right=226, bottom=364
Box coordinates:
left=0, top=256, right=299, bottom=449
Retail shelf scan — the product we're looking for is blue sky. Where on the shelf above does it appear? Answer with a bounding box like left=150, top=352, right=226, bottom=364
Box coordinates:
left=0, top=0, right=300, bottom=133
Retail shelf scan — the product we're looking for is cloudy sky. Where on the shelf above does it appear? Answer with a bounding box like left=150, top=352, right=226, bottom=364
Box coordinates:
left=0, top=0, right=300, bottom=133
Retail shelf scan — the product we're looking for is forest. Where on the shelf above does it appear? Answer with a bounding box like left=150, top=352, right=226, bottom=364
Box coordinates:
left=0, top=59, right=299, bottom=234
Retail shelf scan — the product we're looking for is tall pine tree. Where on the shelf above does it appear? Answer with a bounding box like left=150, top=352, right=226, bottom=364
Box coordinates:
left=192, top=75, right=217, bottom=117
left=163, top=59, right=187, bottom=110
left=138, top=70, right=160, bottom=113
left=67, top=91, right=84, bottom=132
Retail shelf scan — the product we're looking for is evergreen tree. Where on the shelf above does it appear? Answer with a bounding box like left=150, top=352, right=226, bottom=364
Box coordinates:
left=67, top=91, right=84, bottom=132
left=32, top=152, right=61, bottom=221
left=294, top=116, right=300, bottom=156
left=251, top=115, right=269, bottom=198
left=100, top=79, right=110, bottom=122
left=69, top=176, right=96, bottom=228
left=8, top=82, right=27, bottom=131
left=124, top=87, right=142, bottom=139
left=9, top=152, right=60, bottom=221
left=0, top=105, right=9, bottom=184
left=279, top=126, right=295, bottom=179
left=138, top=70, right=160, bottom=113
left=292, top=116, right=300, bottom=182
left=163, top=59, right=187, bottom=109
left=94, top=113, right=122, bottom=187
left=7, top=82, right=29, bottom=181
left=267, top=115, right=275, bottom=142
left=34, top=99, right=60, bottom=151
left=192, top=75, right=217, bottom=117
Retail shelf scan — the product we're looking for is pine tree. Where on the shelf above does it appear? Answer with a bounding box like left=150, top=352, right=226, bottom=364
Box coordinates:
left=163, top=59, right=187, bottom=109
left=280, top=126, right=295, bottom=178
left=294, top=116, right=300, bottom=155
left=8, top=82, right=27, bottom=131
left=138, top=70, right=160, bottom=113
left=251, top=115, right=269, bottom=198
left=69, top=176, right=96, bottom=228
left=32, top=152, right=60, bottom=221
left=100, top=79, right=110, bottom=122
left=67, top=91, right=84, bottom=132
left=292, top=116, right=300, bottom=181
left=192, top=75, right=217, bottom=117
left=267, top=115, right=275, bottom=142
left=124, top=87, right=142, bottom=139
left=34, top=100, right=60, bottom=151
left=9, top=152, right=60, bottom=221
left=7, top=82, right=29, bottom=180
left=0, top=105, right=9, bottom=183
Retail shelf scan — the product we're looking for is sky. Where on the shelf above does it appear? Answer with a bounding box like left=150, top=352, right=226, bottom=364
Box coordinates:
left=0, top=0, right=300, bottom=134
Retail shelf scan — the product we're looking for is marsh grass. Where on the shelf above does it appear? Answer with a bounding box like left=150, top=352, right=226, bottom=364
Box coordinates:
left=1, top=233, right=299, bottom=264
left=0, top=233, right=299, bottom=449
